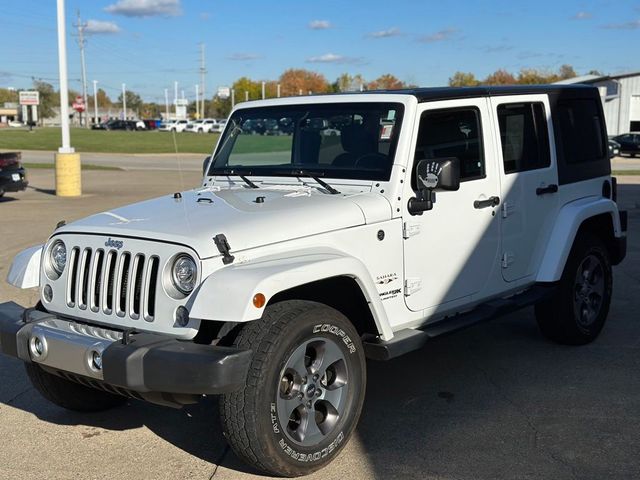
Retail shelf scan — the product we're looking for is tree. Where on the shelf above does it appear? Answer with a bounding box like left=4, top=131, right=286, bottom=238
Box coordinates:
left=32, top=80, right=56, bottom=120
left=279, top=69, right=329, bottom=97
left=516, top=68, right=550, bottom=85
left=448, top=72, right=480, bottom=87
left=367, top=74, right=405, bottom=90
left=558, top=64, right=577, bottom=80
left=93, top=88, right=111, bottom=108
left=333, top=73, right=366, bottom=92
left=0, top=88, right=18, bottom=105
left=232, top=77, right=262, bottom=103
left=483, top=69, right=516, bottom=85
left=117, top=90, right=143, bottom=113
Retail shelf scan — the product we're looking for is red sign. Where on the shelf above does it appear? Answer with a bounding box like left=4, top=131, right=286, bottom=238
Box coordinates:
left=72, top=96, right=85, bottom=112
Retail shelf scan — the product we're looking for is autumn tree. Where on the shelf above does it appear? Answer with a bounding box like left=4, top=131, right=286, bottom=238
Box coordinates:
left=88, top=88, right=111, bottom=108
left=448, top=72, right=480, bottom=87
left=117, top=90, right=143, bottom=113
left=0, top=88, right=18, bottom=104
left=483, top=69, right=516, bottom=85
left=367, top=74, right=405, bottom=90
left=558, top=64, right=577, bottom=80
left=279, top=69, right=329, bottom=97
left=333, top=73, right=366, bottom=92
left=232, top=77, right=262, bottom=102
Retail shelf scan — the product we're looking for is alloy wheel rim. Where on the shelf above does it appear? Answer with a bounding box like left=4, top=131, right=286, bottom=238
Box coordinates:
left=276, top=337, right=349, bottom=447
left=573, top=254, right=605, bottom=328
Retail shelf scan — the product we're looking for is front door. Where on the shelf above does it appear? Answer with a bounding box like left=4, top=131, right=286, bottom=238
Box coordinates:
left=403, top=98, right=502, bottom=313
left=489, top=95, right=559, bottom=282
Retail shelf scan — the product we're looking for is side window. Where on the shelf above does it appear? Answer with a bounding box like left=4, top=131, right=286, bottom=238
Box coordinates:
left=556, top=99, right=606, bottom=164
left=414, top=107, right=485, bottom=183
left=497, top=102, right=551, bottom=174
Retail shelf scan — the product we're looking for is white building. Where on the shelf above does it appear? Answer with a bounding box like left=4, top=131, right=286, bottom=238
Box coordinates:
left=556, top=72, right=640, bottom=135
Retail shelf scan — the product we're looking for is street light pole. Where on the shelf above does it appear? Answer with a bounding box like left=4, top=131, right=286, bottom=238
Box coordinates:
left=122, top=83, right=126, bottom=120
left=92, top=80, right=98, bottom=124
left=55, top=0, right=81, bottom=196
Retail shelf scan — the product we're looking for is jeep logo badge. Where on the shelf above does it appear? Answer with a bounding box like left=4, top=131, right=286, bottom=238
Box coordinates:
left=105, top=238, right=124, bottom=250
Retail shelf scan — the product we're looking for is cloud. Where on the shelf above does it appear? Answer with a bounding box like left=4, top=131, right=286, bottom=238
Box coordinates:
left=367, top=27, right=401, bottom=38
left=104, top=0, right=182, bottom=17
left=419, top=28, right=457, bottom=43
left=84, top=19, right=121, bottom=34
left=309, top=20, right=331, bottom=30
left=603, top=19, right=640, bottom=29
left=482, top=45, right=514, bottom=53
left=306, top=53, right=364, bottom=65
left=573, top=11, right=592, bottom=20
left=227, top=53, right=262, bottom=61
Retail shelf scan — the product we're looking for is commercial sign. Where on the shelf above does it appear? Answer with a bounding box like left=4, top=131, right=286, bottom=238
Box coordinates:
left=175, top=98, right=189, bottom=107
left=19, top=91, right=40, bottom=106
left=217, top=86, right=230, bottom=99
left=72, top=95, right=85, bottom=112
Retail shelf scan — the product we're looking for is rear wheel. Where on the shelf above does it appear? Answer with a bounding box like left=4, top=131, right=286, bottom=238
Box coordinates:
left=535, top=232, right=612, bottom=345
left=220, top=300, right=366, bottom=477
left=25, top=363, right=126, bottom=412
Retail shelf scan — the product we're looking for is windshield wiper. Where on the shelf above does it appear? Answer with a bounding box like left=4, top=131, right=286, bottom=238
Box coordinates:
left=295, top=170, right=341, bottom=195
left=218, top=168, right=259, bottom=188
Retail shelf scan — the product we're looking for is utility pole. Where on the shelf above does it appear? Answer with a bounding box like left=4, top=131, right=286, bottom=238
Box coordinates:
left=74, top=11, right=89, bottom=127
left=92, top=80, right=98, bottom=124
left=199, top=43, right=207, bottom=117
left=245, top=91, right=249, bottom=102
left=277, top=83, right=281, bottom=98
left=55, top=0, right=81, bottom=196
left=174, top=80, right=178, bottom=116
left=122, top=83, right=126, bottom=119
left=231, top=88, right=235, bottom=109
left=164, top=88, right=169, bottom=119
left=262, top=81, right=265, bottom=100
left=195, top=84, right=200, bottom=119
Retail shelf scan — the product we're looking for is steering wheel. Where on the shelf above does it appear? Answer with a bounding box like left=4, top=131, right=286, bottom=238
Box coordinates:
left=354, top=153, right=387, bottom=169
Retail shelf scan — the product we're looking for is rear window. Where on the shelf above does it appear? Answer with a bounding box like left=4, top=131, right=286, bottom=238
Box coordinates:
left=497, top=102, right=551, bottom=174
left=556, top=99, right=605, bottom=164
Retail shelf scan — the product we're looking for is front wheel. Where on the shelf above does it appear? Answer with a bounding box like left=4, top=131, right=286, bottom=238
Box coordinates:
left=535, top=232, right=612, bottom=345
left=220, top=300, right=366, bottom=477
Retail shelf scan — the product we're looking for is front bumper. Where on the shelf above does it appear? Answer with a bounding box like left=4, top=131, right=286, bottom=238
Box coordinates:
left=0, top=302, right=251, bottom=406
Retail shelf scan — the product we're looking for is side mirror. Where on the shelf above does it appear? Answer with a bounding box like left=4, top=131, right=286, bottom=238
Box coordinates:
left=202, top=155, right=211, bottom=177
left=408, top=158, right=460, bottom=215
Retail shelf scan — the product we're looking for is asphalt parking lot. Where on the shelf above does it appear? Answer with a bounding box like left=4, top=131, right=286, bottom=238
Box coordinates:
left=0, top=163, right=639, bottom=480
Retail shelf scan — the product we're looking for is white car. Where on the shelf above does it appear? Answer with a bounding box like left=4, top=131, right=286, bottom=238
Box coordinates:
left=185, top=119, right=217, bottom=133
left=7, top=120, right=23, bottom=127
left=0, top=85, right=628, bottom=477
left=210, top=118, right=227, bottom=133
left=159, top=119, right=189, bottom=132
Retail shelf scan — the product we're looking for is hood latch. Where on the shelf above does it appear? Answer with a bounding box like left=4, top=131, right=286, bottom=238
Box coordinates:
left=214, top=234, right=235, bottom=265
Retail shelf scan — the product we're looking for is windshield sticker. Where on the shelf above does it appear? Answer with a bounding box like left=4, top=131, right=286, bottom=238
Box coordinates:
left=387, top=110, right=396, bottom=121
left=380, top=124, right=394, bottom=140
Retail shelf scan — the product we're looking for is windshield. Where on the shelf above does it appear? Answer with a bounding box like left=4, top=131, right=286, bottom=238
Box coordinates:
left=208, top=102, right=404, bottom=181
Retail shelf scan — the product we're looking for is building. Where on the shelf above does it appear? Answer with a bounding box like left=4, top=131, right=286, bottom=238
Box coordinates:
left=0, top=103, right=19, bottom=125
left=556, top=72, right=640, bottom=135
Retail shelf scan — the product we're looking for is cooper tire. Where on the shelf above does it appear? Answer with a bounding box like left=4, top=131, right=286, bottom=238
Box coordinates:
left=535, top=232, right=612, bottom=345
left=25, top=363, right=127, bottom=412
left=220, top=300, right=366, bottom=477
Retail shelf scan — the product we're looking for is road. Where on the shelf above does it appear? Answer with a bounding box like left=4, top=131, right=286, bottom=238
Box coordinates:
left=0, top=168, right=639, bottom=480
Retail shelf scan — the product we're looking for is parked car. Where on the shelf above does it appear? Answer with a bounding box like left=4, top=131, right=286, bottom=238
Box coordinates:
left=92, top=120, right=139, bottom=131
left=608, top=139, right=621, bottom=158
left=7, top=120, right=23, bottom=128
left=161, top=119, right=190, bottom=132
left=0, top=152, right=28, bottom=197
left=0, top=85, right=628, bottom=477
left=185, top=119, right=218, bottom=133
left=158, top=120, right=176, bottom=132
left=142, top=119, right=159, bottom=130
left=612, top=133, right=640, bottom=157
left=210, top=118, right=227, bottom=133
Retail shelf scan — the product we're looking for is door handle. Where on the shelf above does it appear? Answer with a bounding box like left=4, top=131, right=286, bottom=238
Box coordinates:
left=474, top=196, right=500, bottom=209
left=536, top=184, right=558, bottom=195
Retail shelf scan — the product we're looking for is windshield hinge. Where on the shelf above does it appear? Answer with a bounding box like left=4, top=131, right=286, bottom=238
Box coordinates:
left=214, top=234, right=235, bottom=265
left=403, top=222, right=421, bottom=239
left=404, top=278, right=422, bottom=296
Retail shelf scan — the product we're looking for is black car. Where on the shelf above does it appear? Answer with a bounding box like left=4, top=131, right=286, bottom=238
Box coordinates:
left=612, top=133, right=640, bottom=157
left=0, top=152, right=28, bottom=198
left=608, top=139, right=621, bottom=158
left=92, top=119, right=138, bottom=131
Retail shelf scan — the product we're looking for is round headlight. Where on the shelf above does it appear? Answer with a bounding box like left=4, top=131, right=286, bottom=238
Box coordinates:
left=171, top=255, right=197, bottom=295
left=48, top=240, right=67, bottom=276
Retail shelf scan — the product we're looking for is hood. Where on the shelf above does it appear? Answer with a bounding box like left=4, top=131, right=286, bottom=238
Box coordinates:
left=57, top=186, right=392, bottom=258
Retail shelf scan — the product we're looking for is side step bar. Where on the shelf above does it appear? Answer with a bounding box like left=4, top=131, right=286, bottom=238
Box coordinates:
left=363, top=284, right=556, bottom=361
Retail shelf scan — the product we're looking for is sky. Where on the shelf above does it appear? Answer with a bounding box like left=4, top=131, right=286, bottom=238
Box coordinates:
left=0, top=0, right=639, bottom=103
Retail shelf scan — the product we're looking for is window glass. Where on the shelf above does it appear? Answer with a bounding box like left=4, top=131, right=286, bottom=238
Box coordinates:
left=497, top=102, right=551, bottom=173
left=414, top=107, right=485, bottom=182
left=556, top=99, right=605, bottom=164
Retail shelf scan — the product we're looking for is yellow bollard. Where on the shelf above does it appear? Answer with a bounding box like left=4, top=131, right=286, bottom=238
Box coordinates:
left=54, top=152, right=81, bottom=197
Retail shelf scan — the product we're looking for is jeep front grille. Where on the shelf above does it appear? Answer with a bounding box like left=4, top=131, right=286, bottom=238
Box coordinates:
left=66, top=247, right=159, bottom=322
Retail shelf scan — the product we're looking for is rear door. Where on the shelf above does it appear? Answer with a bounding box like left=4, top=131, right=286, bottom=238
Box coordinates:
left=489, top=95, right=559, bottom=282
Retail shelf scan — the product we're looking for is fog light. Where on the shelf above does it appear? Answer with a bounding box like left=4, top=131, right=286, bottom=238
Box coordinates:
left=43, top=284, right=53, bottom=303
left=91, top=351, right=103, bottom=371
left=175, top=306, right=190, bottom=327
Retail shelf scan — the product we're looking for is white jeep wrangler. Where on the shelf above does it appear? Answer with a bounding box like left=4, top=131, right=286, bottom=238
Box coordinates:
left=0, top=85, right=628, bottom=477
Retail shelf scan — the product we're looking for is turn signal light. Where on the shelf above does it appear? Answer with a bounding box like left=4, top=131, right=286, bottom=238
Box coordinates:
left=253, top=293, right=266, bottom=308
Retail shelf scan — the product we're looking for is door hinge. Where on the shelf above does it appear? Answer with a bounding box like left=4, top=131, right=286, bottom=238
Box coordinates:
left=403, top=222, right=421, bottom=239
left=404, top=277, right=422, bottom=296
left=501, top=252, right=515, bottom=268
left=501, top=200, right=515, bottom=218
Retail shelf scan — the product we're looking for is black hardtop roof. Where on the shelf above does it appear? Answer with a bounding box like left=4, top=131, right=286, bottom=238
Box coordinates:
left=364, top=84, right=596, bottom=102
